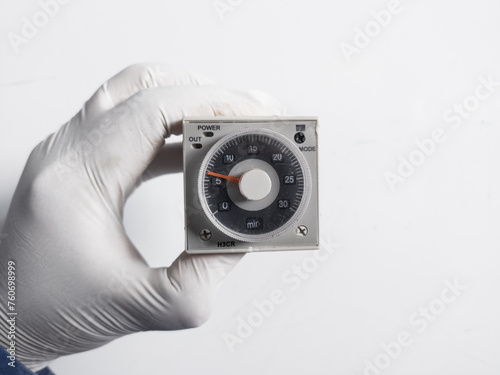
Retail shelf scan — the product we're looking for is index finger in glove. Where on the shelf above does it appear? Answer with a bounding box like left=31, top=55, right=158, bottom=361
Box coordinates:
left=82, top=85, right=281, bottom=202
left=82, top=63, right=216, bottom=120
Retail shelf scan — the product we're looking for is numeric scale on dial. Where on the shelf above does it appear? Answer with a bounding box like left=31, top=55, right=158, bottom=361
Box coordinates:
left=183, top=117, right=319, bottom=254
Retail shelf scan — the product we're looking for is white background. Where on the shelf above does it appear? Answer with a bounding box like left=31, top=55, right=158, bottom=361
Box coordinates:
left=1, top=0, right=500, bottom=374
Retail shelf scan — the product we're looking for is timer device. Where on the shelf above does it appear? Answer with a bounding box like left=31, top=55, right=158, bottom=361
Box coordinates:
left=183, top=117, right=319, bottom=254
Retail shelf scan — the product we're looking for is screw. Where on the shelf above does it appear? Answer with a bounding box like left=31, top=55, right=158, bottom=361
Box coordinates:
left=295, top=225, right=308, bottom=237
left=199, top=229, right=212, bottom=241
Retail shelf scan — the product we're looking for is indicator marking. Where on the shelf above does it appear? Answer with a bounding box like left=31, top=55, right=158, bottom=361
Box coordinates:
left=207, top=171, right=241, bottom=184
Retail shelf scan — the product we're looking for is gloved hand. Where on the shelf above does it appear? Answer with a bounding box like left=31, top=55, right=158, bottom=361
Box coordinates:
left=0, top=64, right=281, bottom=371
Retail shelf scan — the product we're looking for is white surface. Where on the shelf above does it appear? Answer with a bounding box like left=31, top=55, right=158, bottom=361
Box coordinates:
left=239, top=168, right=272, bottom=201
left=1, top=0, right=500, bottom=374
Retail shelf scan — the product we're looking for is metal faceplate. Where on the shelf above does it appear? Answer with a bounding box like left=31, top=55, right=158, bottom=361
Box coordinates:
left=182, top=116, right=319, bottom=254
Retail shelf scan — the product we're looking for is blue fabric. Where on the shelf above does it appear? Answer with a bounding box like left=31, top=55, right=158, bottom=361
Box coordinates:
left=0, top=345, right=55, bottom=375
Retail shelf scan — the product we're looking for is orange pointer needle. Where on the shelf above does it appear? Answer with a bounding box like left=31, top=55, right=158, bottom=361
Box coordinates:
left=207, top=171, right=241, bottom=184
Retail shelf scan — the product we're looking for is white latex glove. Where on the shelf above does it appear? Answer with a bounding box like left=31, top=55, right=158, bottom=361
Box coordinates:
left=0, top=64, right=281, bottom=371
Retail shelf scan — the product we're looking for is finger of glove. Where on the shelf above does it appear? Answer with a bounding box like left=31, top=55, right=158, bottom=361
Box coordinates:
left=82, top=63, right=215, bottom=120
left=139, top=88, right=282, bottom=180
left=86, top=85, right=281, bottom=205
left=141, top=142, right=183, bottom=182
left=145, top=251, right=245, bottom=330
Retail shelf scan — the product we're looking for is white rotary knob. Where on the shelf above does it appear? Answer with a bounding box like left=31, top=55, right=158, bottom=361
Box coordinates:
left=239, top=168, right=272, bottom=201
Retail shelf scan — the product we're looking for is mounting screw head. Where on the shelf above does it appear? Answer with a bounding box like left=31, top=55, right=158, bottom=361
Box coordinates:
left=295, top=225, right=308, bottom=237
left=200, top=229, right=212, bottom=241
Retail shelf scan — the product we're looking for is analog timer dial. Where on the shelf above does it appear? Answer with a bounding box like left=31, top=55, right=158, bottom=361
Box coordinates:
left=198, top=128, right=312, bottom=242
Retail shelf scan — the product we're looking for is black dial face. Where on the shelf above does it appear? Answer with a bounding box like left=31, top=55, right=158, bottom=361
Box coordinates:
left=200, top=130, right=307, bottom=240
